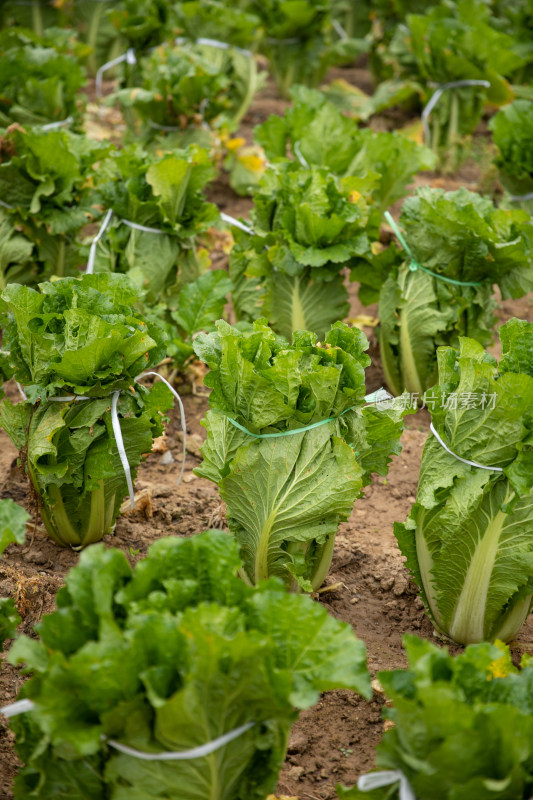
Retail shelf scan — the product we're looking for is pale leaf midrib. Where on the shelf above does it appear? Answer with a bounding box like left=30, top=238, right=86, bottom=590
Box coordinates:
left=449, top=485, right=514, bottom=643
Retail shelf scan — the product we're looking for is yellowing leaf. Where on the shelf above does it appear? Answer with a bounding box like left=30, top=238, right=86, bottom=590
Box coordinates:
left=238, top=153, right=265, bottom=173
left=398, top=119, right=424, bottom=145
left=267, top=795, right=299, bottom=800
left=348, top=314, right=379, bottom=329
left=487, top=641, right=516, bottom=680
left=226, top=137, right=246, bottom=152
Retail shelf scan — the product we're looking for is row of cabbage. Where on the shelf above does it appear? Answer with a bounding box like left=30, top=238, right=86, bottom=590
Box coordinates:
left=2, top=504, right=533, bottom=800
left=2, top=0, right=533, bottom=97
left=2, top=315, right=533, bottom=799
left=2, top=0, right=533, bottom=173
left=1, top=3, right=533, bottom=798
left=2, top=88, right=532, bottom=372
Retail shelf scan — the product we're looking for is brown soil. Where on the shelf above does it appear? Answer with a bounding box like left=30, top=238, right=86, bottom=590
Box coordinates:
left=1, top=63, right=533, bottom=800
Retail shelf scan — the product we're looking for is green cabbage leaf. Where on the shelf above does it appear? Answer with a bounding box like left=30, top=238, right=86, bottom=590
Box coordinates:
left=352, top=187, right=533, bottom=396
left=338, top=634, right=533, bottom=800
left=194, top=319, right=407, bottom=590
left=9, top=530, right=371, bottom=799
left=0, top=274, right=172, bottom=547
left=395, top=319, right=533, bottom=645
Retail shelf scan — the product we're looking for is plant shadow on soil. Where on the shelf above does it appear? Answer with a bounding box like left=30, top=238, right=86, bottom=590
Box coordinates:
left=1, top=63, right=533, bottom=800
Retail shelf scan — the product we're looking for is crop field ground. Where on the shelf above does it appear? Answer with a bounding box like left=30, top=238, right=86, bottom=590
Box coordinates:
left=0, top=62, right=532, bottom=800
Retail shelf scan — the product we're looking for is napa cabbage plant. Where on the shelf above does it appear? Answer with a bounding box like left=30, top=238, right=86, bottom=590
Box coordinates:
left=194, top=319, right=407, bottom=591
left=90, top=144, right=218, bottom=302
left=246, top=0, right=366, bottom=96
left=0, top=210, right=35, bottom=289
left=255, top=85, right=437, bottom=234
left=0, top=1, right=60, bottom=37
left=110, top=39, right=263, bottom=145
left=351, top=187, right=533, bottom=397
left=8, top=530, right=371, bottom=799
left=101, top=0, right=175, bottom=118
left=174, top=0, right=261, bottom=50
left=0, top=28, right=87, bottom=129
left=0, top=273, right=173, bottom=549
left=229, top=160, right=372, bottom=339
left=384, top=1, right=524, bottom=164
left=338, top=635, right=533, bottom=800
left=0, top=125, right=109, bottom=283
left=0, top=499, right=29, bottom=650
left=490, top=0, right=533, bottom=83
left=109, top=0, right=173, bottom=54
left=89, top=144, right=230, bottom=366
left=489, top=99, right=533, bottom=214
left=396, top=319, right=533, bottom=645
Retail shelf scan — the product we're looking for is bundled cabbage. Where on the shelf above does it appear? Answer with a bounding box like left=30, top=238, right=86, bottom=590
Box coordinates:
left=339, top=635, right=533, bottom=800
left=255, top=85, right=436, bottom=233
left=111, top=40, right=263, bottom=144
left=384, top=0, right=523, bottom=163
left=230, top=161, right=372, bottom=339
left=396, top=319, right=533, bottom=644
left=9, top=531, right=371, bottom=799
left=352, top=187, right=533, bottom=397
left=195, top=319, right=407, bottom=591
left=0, top=126, right=109, bottom=283
left=490, top=100, right=533, bottom=213
left=247, top=0, right=366, bottom=96
left=0, top=28, right=86, bottom=129
left=90, top=144, right=230, bottom=366
left=0, top=274, right=172, bottom=548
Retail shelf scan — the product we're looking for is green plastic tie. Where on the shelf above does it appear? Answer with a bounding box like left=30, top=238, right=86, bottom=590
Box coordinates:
left=223, top=389, right=392, bottom=439
left=225, top=407, right=353, bottom=439
left=384, top=211, right=483, bottom=288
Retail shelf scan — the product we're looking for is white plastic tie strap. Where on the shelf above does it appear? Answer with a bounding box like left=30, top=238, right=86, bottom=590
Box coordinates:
left=509, top=191, right=533, bottom=203
left=175, top=35, right=252, bottom=58
left=96, top=48, right=136, bottom=97
left=220, top=212, right=254, bottom=235
left=17, top=374, right=186, bottom=511
left=332, top=20, right=348, bottom=39
left=110, top=389, right=134, bottom=506
left=293, top=140, right=309, bottom=168
left=106, top=721, right=254, bottom=760
left=121, top=218, right=165, bottom=235
left=40, top=116, right=74, bottom=132
left=137, top=372, right=188, bottom=490
left=0, top=699, right=254, bottom=760
left=87, top=209, right=114, bottom=275
left=421, top=80, right=491, bottom=144
left=86, top=211, right=167, bottom=274
left=430, top=423, right=503, bottom=472
left=0, top=699, right=35, bottom=718
left=358, top=770, right=416, bottom=800
left=110, top=373, right=187, bottom=509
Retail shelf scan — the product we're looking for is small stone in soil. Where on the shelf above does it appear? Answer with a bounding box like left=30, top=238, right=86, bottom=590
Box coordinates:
left=286, top=765, right=305, bottom=781
left=287, top=731, right=308, bottom=753
left=24, top=550, right=47, bottom=565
